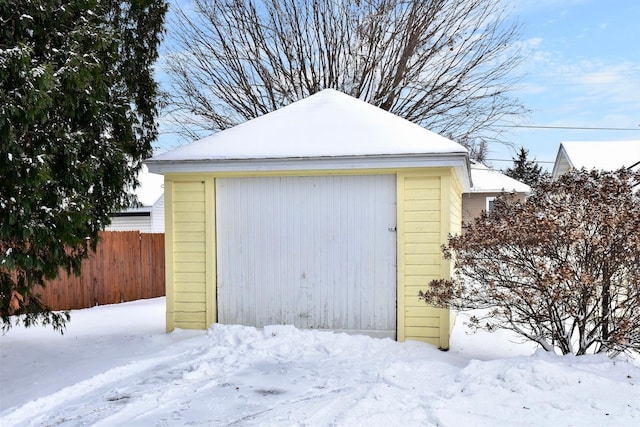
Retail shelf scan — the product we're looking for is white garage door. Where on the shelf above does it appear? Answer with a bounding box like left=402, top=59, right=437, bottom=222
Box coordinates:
left=215, top=175, right=397, bottom=336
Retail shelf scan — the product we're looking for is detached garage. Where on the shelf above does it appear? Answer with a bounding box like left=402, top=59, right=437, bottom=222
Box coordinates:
left=147, top=89, right=470, bottom=349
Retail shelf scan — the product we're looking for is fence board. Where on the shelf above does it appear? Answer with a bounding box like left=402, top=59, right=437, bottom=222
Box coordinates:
left=33, top=231, right=165, bottom=311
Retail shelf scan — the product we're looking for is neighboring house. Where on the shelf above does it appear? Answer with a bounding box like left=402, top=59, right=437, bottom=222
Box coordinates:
left=146, top=89, right=471, bottom=349
left=552, top=140, right=640, bottom=178
left=106, top=165, right=165, bottom=233
left=462, top=161, right=531, bottom=227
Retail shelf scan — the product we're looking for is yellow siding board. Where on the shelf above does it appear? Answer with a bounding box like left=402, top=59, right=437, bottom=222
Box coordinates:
left=404, top=301, right=425, bottom=309
left=405, top=243, right=441, bottom=254
left=174, top=202, right=205, bottom=213
left=174, top=311, right=206, bottom=324
left=448, top=172, right=463, bottom=337
left=205, top=178, right=217, bottom=326
left=396, top=175, right=407, bottom=341
left=174, top=292, right=206, bottom=303
left=405, top=254, right=442, bottom=266
left=174, top=252, right=206, bottom=263
left=174, top=242, right=206, bottom=253
left=438, top=172, right=454, bottom=349
left=404, top=188, right=440, bottom=200
left=405, top=200, right=440, bottom=211
left=406, top=326, right=440, bottom=346
left=405, top=317, right=441, bottom=328
left=164, top=180, right=175, bottom=332
left=173, top=221, right=206, bottom=233
left=173, top=190, right=205, bottom=202
left=404, top=264, right=441, bottom=276
left=404, top=275, right=433, bottom=286
left=174, top=271, right=206, bottom=284
left=403, top=178, right=441, bottom=189
left=174, top=282, right=205, bottom=293
left=173, top=232, right=205, bottom=243
left=405, top=305, right=442, bottom=317
left=404, top=222, right=440, bottom=233
left=173, top=181, right=204, bottom=190
left=404, top=297, right=432, bottom=308
left=404, top=232, right=439, bottom=243
left=174, top=302, right=206, bottom=313
left=404, top=211, right=440, bottom=222
left=405, top=290, right=440, bottom=306
left=172, top=212, right=206, bottom=222
left=174, top=262, right=206, bottom=273
left=405, top=326, right=439, bottom=338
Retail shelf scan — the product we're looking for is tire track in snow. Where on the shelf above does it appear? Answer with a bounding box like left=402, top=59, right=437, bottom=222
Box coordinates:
left=0, top=346, right=210, bottom=427
left=3, top=325, right=461, bottom=426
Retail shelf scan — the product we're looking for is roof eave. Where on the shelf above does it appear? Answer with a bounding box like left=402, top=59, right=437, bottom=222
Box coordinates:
left=469, top=187, right=530, bottom=194
left=146, top=152, right=471, bottom=191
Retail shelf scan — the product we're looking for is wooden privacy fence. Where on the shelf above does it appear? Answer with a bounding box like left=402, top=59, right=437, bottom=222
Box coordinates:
left=36, top=231, right=165, bottom=311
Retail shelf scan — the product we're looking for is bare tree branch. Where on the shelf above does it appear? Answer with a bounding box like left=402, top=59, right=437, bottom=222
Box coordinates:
left=163, top=0, right=526, bottom=156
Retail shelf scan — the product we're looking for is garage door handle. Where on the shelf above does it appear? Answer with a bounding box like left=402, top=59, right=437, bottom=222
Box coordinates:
left=388, top=227, right=397, bottom=232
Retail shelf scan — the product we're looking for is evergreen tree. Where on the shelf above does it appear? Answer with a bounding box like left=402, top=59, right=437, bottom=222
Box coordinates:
left=0, top=0, right=168, bottom=331
left=504, top=146, right=544, bottom=187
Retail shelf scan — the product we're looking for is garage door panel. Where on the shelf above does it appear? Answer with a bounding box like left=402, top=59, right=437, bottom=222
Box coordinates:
left=216, top=175, right=396, bottom=334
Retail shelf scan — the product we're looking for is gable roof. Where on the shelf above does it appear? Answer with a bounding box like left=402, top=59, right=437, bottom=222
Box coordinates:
left=469, top=161, right=531, bottom=193
left=552, top=140, right=640, bottom=177
left=147, top=90, right=471, bottom=190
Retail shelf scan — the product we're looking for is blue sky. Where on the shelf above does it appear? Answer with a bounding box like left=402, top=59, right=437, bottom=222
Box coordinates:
left=494, top=0, right=640, bottom=170
left=156, top=0, right=640, bottom=171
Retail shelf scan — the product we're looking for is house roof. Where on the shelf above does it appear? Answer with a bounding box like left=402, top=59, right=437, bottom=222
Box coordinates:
left=131, top=165, right=164, bottom=206
left=150, top=89, right=467, bottom=162
left=469, top=161, right=531, bottom=193
left=552, top=140, right=640, bottom=177
left=146, top=90, right=471, bottom=190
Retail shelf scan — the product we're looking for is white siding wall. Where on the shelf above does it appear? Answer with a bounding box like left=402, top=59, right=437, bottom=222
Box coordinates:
left=150, top=194, right=165, bottom=233
left=215, top=175, right=397, bottom=335
left=106, top=196, right=165, bottom=233
left=106, top=215, right=152, bottom=232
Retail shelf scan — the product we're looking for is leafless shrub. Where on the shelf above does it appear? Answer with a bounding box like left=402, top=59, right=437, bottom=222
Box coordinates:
left=421, top=169, right=640, bottom=356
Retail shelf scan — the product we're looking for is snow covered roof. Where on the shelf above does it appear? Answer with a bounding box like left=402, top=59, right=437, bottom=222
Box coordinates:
left=552, top=140, right=640, bottom=177
left=150, top=89, right=466, bottom=162
left=146, top=90, right=470, bottom=190
left=131, top=165, right=164, bottom=207
left=469, top=162, right=531, bottom=193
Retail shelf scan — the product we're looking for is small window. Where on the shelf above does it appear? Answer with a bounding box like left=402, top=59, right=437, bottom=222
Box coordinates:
left=486, top=197, right=496, bottom=212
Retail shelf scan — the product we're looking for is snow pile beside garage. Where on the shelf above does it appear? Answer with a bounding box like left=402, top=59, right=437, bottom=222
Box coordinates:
left=2, top=298, right=638, bottom=426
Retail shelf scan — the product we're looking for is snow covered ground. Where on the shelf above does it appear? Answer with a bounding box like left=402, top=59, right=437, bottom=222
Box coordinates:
left=1, top=298, right=638, bottom=426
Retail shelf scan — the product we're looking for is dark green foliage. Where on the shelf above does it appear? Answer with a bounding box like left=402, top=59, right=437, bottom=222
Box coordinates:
left=0, top=0, right=167, bottom=331
left=503, top=146, right=545, bottom=187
